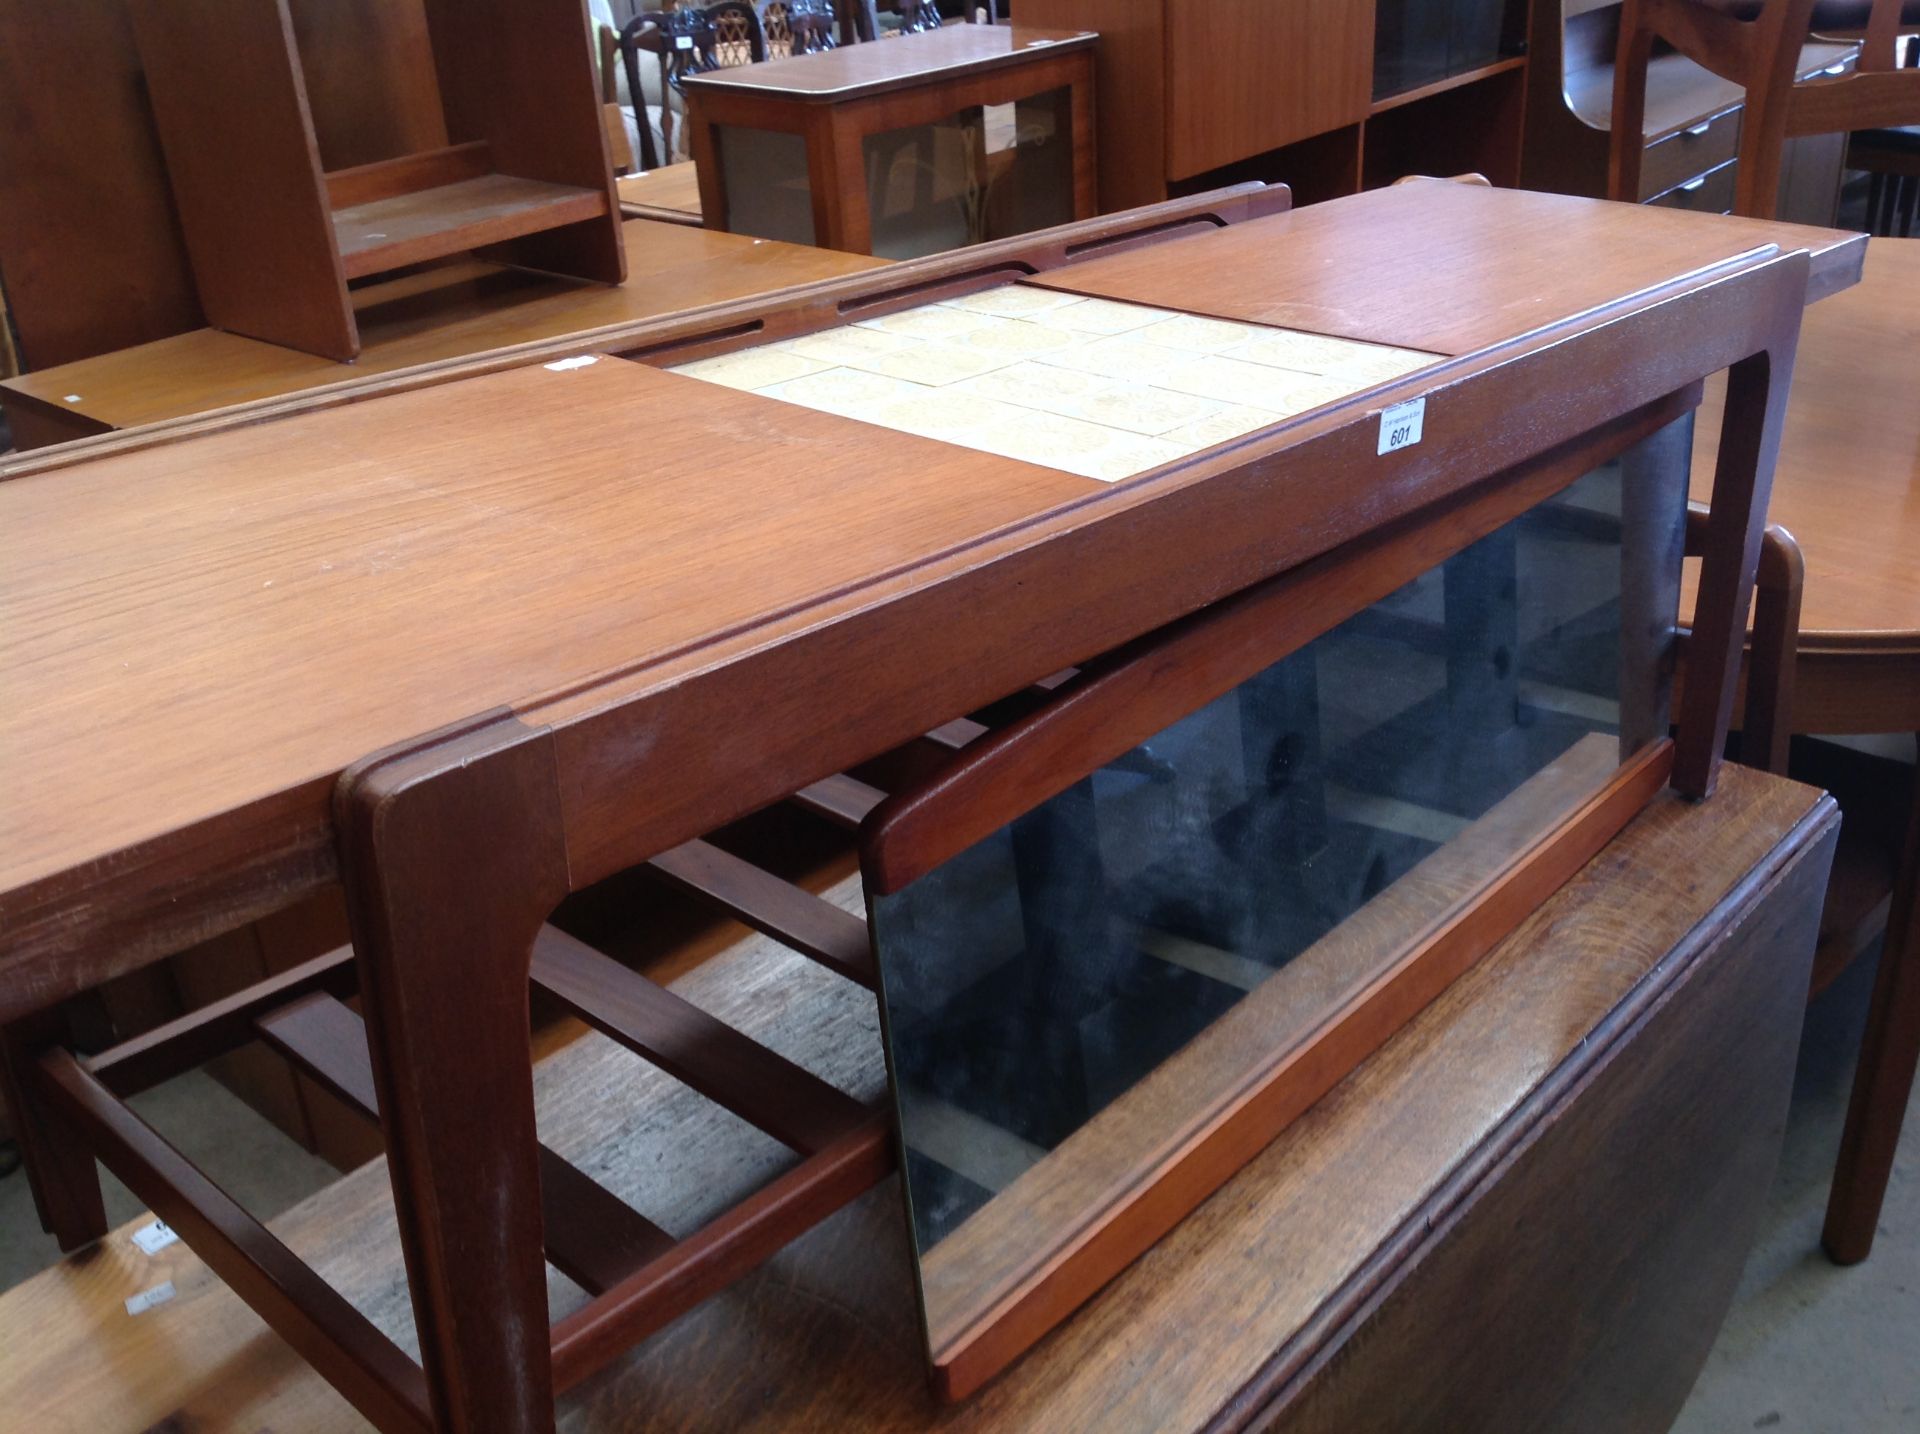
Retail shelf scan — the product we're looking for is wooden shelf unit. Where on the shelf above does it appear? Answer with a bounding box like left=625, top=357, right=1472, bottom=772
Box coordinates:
left=128, top=0, right=624, bottom=362
left=1016, top=0, right=1531, bottom=209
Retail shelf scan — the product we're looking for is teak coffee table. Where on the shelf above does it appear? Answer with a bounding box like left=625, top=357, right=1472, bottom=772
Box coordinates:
left=0, top=184, right=1865, bottom=1432
left=682, top=24, right=1097, bottom=255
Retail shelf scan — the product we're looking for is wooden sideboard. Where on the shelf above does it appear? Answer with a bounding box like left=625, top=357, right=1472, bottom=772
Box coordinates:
left=1016, top=0, right=1532, bottom=208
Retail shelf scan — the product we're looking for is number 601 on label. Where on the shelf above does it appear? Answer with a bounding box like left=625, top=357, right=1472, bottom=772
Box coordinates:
left=1377, top=397, right=1426, bottom=456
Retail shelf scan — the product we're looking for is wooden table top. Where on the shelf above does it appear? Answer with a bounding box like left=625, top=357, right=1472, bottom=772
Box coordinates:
left=0, top=183, right=1864, bottom=1011
left=0, top=219, right=881, bottom=438
left=0, top=355, right=1094, bottom=917
left=0, top=765, right=1831, bottom=1431
left=1036, top=181, right=1864, bottom=355
left=679, top=23, right=1096, bottom=102
left=1690, top=238, right=1920, bottom=649
left=615, top=165, right=704, bottom=224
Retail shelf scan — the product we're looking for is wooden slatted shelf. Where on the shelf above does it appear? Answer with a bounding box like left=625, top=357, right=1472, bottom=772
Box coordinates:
left=38, top=909, right=893, bottom=1426
left=647, top=839, right=876, bottom=989
left=333, top=175, right=611, bottom=281
left=126, top=0, right=624, bottom=361
left=254, top=990, right=677, bottom=1295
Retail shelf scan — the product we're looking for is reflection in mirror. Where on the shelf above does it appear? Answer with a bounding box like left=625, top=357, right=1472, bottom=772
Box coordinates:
left=863, top=439, right=1685, bottom=1388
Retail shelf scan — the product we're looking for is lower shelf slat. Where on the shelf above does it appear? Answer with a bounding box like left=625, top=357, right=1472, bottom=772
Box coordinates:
left=254, top=990, right=676, bottom=1295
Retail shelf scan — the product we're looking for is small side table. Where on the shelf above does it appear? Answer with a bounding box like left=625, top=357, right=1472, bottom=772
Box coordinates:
left=682, top=25, right=1097, bottom=258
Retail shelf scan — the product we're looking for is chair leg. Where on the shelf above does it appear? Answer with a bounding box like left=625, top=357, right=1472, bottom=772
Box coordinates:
left=1823, top=733, right=1920, bottom=1264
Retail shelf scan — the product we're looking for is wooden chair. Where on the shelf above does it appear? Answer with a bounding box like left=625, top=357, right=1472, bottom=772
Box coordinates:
left=622, top=5, right=765, bottom=167
left=762, top=0, right=838, bottom=56
left=616, top=14, right=667, bottom=170
left=1853, top=125, right=1920, bottom=232
left=1610, top=0, right=1920, bottom=217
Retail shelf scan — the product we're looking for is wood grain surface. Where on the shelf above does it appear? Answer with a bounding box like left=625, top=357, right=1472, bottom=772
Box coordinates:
left=1031, top=181, right=1864, bottom=355
left=0, top=185, right=1844, bottom=1032
left=1009, top=0, right=1168, bottom=211
left=0, top=765, right=1834, bottom=1432
left=678, top=24, right=1095, bottom=101
left=0, top=187, right=1284, bottom=466
left=1163, top=0, right=1374, bottom=180
left=0, top=0, right=203, bottom=368
left=126, top=0, right=358, bottom=361
left=615, top=166, right=705, bottom=224
left=0, top=355, right=1092, bottom=970
left=1688, top=238, right=1920, bottom=674
left=0, top=220, right=886, bottom=439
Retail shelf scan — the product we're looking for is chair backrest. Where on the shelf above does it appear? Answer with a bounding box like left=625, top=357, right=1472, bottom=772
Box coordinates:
left=1610, top=0, right=1920, bottom=216
left=762, top=0, right=837, bottom=57
left=617, top=13, right=667, bottom=169
left=889, top=0, right=945, bottom=34
left=705, top=1, right=768, bottom=68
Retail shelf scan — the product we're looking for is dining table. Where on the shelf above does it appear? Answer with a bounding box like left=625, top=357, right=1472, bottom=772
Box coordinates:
left=1688, top=235, right=1920, bottom=1266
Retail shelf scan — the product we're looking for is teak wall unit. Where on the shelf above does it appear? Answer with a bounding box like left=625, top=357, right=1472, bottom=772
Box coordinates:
left=126, top=0, right=624, bottom=361
left=1015, top=0, right=1527, bottom=209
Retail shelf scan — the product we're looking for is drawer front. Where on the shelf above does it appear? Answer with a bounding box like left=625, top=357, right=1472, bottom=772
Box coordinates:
left=1649, top=159, right=1736, bottom=215
left=1639, top=108, right=1739, bottom=200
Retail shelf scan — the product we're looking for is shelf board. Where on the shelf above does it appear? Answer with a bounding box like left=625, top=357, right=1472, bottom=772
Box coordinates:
left=333, top=174, right=610, bottom=280
left=1370, top=56, right=1527, bottom=118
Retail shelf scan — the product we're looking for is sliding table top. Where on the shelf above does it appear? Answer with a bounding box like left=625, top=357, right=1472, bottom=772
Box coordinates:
left=0, top=182, right=1866, bottom=1007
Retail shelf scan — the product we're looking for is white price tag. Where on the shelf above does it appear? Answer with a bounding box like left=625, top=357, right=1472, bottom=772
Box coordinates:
left=1378, top=397, right=1426, bottom=456
left=130, top=1219, right=180, bottom=1256
left=675, top=34, right=694, bottom=49
left=125, top=1281, right=177, bottom=1316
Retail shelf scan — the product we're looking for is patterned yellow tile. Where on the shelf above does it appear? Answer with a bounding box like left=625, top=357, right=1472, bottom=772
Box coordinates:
left=957, top=361, right=1225, bottom=437
left=940, top=285, right=1086, bottom=318
left=1026, top=296, right=1172, bottom=336
left=953, top=316, right=1080, bottom=358
left=1230, top=330, right=1438, bottom=385
left=776, top=326, right=918, bottom=365
left=755, top=368, right=929, bottom=413
left=1160, top=404, right=1286, bottom=450
left=1157, top=354, right=1364, bottom=414
left=853, top=305, right=1000, bottom=341
left=1035, top=335, right=1194, bottom=382
left=669, top=347, right=833, bottom=391
left=835, top=341, right=1013, bottom=386
left=1132, top=313, right=1270, bottom=354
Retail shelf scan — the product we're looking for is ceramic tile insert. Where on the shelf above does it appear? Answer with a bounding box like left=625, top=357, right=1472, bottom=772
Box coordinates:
left=669, top=286, right=1442, bottom=483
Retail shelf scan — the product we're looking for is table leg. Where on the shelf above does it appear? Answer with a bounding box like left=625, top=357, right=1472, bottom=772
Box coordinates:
left=337, top=717, right=572, bottom=1433
left=1823, top=731, right=1920, bottom=1264
left=807, top=110, right=872, bottom=254
left=0, top=1007, right=107, bottom=1250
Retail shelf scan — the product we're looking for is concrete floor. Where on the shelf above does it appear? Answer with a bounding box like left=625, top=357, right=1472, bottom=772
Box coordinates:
left=1674, top=947, right=1920, bottom=1433
left=0, top=946, right=1914, bottom=1428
